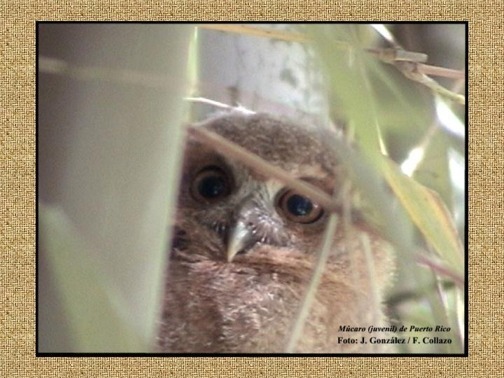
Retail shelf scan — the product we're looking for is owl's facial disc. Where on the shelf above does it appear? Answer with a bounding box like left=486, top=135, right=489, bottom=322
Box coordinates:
left=186, top=159, right=329, bottom=262
left=224, top=182, right=326, bottom=262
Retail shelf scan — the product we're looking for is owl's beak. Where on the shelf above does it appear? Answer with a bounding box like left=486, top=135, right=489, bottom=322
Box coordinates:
left=226, top=220, right=254, bottom=262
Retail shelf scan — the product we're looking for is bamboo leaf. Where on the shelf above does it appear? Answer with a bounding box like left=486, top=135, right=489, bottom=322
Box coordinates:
left=40, top=204, right=146, bottom=352
left=381, top=157, right=464, bottom=274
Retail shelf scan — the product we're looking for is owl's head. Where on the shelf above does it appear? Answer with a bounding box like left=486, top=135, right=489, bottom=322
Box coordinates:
left=161, top=111, right=394, bottom=353
left=175, top=111, right=347, bottom=263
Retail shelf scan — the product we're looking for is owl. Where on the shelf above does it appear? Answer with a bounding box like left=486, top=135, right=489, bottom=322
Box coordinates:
left=156, top=111, right=395, bottom=353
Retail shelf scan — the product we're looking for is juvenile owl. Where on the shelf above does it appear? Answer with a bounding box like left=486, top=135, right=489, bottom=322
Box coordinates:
left=157, top=111, right=395, bottom=353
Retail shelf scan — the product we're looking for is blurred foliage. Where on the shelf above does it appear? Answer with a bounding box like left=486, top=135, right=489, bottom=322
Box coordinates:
left=40, top=204, right=147, bottom=352
left=308, top=24, right=465, bottom=353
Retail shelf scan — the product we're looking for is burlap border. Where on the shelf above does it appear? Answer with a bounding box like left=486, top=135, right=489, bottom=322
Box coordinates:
left=1, top=1, right=501, bottom=376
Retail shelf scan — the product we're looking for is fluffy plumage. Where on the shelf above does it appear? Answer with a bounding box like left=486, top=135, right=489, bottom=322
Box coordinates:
left=157, top=111, right=395, bottom=353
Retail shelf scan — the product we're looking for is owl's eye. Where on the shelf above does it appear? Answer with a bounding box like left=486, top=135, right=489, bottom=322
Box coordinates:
left=277, top=190, right=324, bottom=224
left=191, top=166, right=232, bottom=203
